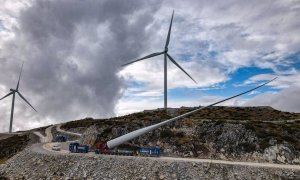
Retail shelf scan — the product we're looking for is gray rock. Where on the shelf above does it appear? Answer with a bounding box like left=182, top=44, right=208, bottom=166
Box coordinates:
left=79, top=125, right=99, bottom=146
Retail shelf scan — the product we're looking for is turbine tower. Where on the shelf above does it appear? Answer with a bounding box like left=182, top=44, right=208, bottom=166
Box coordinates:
left=122, top=11, right=197, bottom=110
left=0, top=63, right=37, bottom=133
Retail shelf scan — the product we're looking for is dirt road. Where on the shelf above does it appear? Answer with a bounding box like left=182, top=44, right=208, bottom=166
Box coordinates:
left=56, top=124, right=82, bottom=137
left=30, top=124, right=300, bottom=171
left=33, top=126, right=53, bottom=143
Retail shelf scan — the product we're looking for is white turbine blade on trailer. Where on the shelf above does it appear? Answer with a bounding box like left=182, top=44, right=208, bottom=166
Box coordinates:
left=167, top=53, right=197, bottom=84
left=17, top=91, right=37, bottom=112
left=106, top=77, right=277, bottom=149
left=16, top=62, right=24, bottom=90
left=0, top=92, right=14, bottom=101
left=122, top=52, right=164, bottom=66
left=165, top=10, right=174, bottom=49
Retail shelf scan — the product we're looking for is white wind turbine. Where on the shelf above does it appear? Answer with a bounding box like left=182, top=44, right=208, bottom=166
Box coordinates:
left=122, top=11, right=197, bottom=110
left=0, top=63, right=37, bottom=133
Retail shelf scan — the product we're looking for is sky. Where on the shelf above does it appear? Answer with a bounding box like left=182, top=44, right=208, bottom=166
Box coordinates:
left=0, top=0, right=300, bottom=132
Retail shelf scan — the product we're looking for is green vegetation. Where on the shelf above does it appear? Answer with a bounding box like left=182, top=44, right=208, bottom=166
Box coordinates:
left=243, top=121, right=300, bottom=151
left=179, top=106, right=300, bottom=121
left=175, top=131, right=185, bottom=138
left=240, top=142, right=256, bottom=153
left=176, top=135, right=190, bottom=146
left=160, top=129, right=174, bottom=138
left=0, top=134, right=29, bottom=164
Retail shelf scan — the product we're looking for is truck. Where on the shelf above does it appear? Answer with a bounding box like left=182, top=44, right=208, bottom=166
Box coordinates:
left=69, top=143, right=89, bottom=153
left=93, top=142, right=160, bottom=156
left=138, top=147, right=160, bottom=157
left=55, top=135, right=67, bottom=142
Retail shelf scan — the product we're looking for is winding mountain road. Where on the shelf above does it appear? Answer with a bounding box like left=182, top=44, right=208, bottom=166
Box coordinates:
left=33, top=131, right=47, bottom=143
left=30, top=123, right=300, bottom=171
left=56, top=124, right=82, bottom=137
left=33, top=126, right=53, bottom=143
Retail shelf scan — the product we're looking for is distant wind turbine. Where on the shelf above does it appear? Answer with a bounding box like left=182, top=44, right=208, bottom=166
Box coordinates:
left=0, top=63, right=37, bottom=133
left=122, top=11, right=197, bottom=110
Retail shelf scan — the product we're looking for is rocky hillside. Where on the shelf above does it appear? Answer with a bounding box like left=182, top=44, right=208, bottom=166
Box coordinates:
left=1, top=106, right=300, bottom=179
left=59, top=106, right=300, bottom=164
left=0, top=125, right=48, bottom=164
left=1, top=106, right=300, bottom=165
left=0, top=133, right=39, bottom=164
left=1, top=147, right=299, bottom=179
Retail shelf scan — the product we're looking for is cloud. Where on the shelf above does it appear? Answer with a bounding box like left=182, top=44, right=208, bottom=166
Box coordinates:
left=0, top=0, right=162, bottom=132
left=245, top=85, right=300, bottom=113
left=241, top=72, right=300, bottom=113
left=116, top=93, right=246, bottom=116
left=244, top=73, right=300, bottom=89
left=120, top=59, right=228, bottom=91
left=1, top=0, right=300, bottom=132
left=118, top=0, right=300, bottom=114
left=161, top=0, right=300, bottom=70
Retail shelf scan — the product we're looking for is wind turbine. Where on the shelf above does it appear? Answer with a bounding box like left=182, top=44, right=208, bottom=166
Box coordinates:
left=122, top=11, right=197, bottom=110
left=0, top=63, right=37, bottom=133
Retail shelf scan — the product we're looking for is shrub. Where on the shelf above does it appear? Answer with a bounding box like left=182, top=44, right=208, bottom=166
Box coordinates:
left=183, top=119, right=194, bottom=127
left=176, top=136, right=190, bottom=146
left=294, top=144, right=300, bottom=151
left=240, top=142, right=256, bottom=152
left=175, top=131, right=185, bottom=138
left=160, top=129, right=174, bottom=138
left=259, top=138, right=271, bottom=151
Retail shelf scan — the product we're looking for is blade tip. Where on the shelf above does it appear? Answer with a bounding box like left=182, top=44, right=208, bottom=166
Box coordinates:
left=121, top=62, right=131, bottom=67
left=269, top=77, right=278, bottom=82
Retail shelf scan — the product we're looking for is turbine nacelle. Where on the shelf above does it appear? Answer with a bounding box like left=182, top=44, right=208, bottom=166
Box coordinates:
left=10, top=89, right=16, bottom=92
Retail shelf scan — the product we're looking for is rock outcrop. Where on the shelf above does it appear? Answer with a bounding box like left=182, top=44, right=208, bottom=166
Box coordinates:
left=79, top=125, right=99, bottom=147
left=264, top=144, right=298, bottom=164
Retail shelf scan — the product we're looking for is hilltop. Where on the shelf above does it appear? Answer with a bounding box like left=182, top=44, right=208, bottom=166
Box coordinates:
left=1, top=106, right=300, bottom=179
left=57, top=106, right=300, bottom=163
left=1, top=106, right=300, bottom=162
left=62, top=106, right=300, bottom=129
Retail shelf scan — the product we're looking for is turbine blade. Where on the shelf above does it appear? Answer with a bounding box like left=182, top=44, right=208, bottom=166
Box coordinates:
left=203, top=77, right=277, bottom=108
left=165, top=10, right=174, bottom=49
left=122, top=52, right=164, bottom=66
left=167, top=54, right=197, bottom=84
left=17, top=91, right=37, bottom=112
left=0, top=92, right=13, bottom=101
left=106, top=77, right=277, bottom=149
left=16, top=62, right=24, bottom=90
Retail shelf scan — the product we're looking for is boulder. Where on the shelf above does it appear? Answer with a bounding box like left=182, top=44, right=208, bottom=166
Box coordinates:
left=79, top=125, right=99, bottom=146
left=263, top=144, right=296, bottom=163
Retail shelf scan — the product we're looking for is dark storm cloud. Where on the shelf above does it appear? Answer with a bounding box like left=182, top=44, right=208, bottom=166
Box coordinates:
left=0, top=0, right=161, bottom=132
